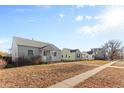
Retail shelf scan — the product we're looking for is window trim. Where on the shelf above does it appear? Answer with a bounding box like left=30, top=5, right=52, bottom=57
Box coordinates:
left=28, top=50, right=34, bottom=56
left=53, top=52, right=57, bottom=56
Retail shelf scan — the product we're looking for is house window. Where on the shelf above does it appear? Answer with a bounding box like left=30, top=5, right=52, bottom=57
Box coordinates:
left=62, top=55, right=63, bottom=58
left=43, top=50, right=50, bottom=56
left=77, top=54, right=80, bottom=58
left=39, top=49, right=42, bottom=53
left=66, top=54, right=67, bottom=58
left=53, top=52, right=57, bottom=56
left=28, top=50, right=34, bottom=56
left=43, top=51, right=47, bottom=56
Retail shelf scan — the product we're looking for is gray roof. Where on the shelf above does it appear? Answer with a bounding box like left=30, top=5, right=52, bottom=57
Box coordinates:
left=13, top=36, right=60, bottom=50
left=63, top=48, right=81, bottom=52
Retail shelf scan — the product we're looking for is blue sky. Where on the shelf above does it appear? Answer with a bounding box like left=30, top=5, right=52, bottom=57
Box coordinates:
left=0, top=5, right=124, bottom=52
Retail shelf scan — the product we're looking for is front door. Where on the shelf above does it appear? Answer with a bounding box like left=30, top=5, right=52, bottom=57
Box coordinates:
left=43, top=50, right=52, bottom=62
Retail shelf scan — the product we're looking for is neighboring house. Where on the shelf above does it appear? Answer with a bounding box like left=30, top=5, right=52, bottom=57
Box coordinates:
left=12, top=36, right=61, bottom=63
left=61, top=48, right=82, bottom=61
left=91, top=48, right=107, bottom=60
left=81, top=52, right=94, bottom=60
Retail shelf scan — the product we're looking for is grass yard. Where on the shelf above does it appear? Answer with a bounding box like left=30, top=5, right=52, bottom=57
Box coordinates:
left=78, top=60, right=110, bottom=66
left=75, top=67, right=124, bottom=88
left=0, top=62, right=97, bottom=88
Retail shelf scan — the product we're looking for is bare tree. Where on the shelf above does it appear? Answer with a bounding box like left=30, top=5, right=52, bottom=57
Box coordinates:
left=102, top=40, right=122, bottom=60
left=101, top=44, right=109, bottom=60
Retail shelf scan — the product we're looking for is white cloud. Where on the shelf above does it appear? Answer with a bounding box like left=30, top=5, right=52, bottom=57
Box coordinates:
left=85, top=16, right=92, bottom=20
left=78, top=24, right=104, bottom=37
left=76, top=5, right=96, bottom=9
left=59, top=10, right=65, bottom=18
left=39, top=5, right=51, bottom=9
left=78, top=6, right=124, bottom=37
left=76, top=5, right=84, bottom=8
left=0, top=38, right=11, bottom=52
left=93, top=16, right=101, bottom=20
left=0, top=38, right=8, bottom=45
left=58, top=11, right=65, bottom=22
left=59, top=13, right=65, bottom=18
left=88, top=5, right=96, bottom=7
left=27, top=17, right=41, bottom=22
left=75, top=15, right=94, bottom=21
left=75, top=15, right=84, bottom=21
left=15, top=9, right=33, bottom=12
left=100, top=6, right=124, bottom=28
left=70, top=7, right=75, bottom=15
left=15, top=6, right=51, bottom=13
left=14, top=17, right=40, bottom=23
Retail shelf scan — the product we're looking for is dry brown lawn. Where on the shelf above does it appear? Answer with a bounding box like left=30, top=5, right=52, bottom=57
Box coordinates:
left=0, top=62, right=97, bottom=88
left=112, top=61, right=124, bottom=66
left=75, top=67, right=124, bottom=88
left=78, top=60, right=109, bottom=66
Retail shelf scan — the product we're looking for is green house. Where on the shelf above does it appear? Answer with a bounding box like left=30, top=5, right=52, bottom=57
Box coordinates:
left=61, top=48, right=81, bottom=61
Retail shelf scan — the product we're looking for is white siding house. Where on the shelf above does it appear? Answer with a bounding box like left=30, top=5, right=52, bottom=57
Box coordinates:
left=81, top=52, right=94, bottom=60
left=91, top=48, right=106, bottom=60
left=12, top=37, right=61, bottom=63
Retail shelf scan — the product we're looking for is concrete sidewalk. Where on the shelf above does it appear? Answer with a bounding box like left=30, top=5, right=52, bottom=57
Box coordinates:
left=110, top=66, right=124, bottom=69
left=48, top=61, right=117, bottom=88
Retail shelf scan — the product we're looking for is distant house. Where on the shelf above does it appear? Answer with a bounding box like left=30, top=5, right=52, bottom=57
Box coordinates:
left=61, top=48, right=81, bottom=61
left=81, top=52, right=94, bottom=60
left=91, top=48, right=107, bottom=60
left=12, top=37, right=61, bottom=63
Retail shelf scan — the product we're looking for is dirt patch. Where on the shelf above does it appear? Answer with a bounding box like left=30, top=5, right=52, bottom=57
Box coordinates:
left=0, top=63, right=97, bottom=88
left=75, top=67, right=124, bottom=88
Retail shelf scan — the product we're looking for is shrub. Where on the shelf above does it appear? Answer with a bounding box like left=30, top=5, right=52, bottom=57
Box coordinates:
left=31, top=56, right=42, bottom=65
left=3, top=56, right=12, bottom=64
left=14, top=56, right=42, bottom=67
left=0, top=59, right=7, bottom=69
left=14, top=57, right=32, bottom=67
